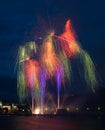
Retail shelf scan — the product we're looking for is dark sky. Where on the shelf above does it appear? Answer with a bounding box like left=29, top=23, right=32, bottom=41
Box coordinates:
left=0, top=0, right=105, bottom=100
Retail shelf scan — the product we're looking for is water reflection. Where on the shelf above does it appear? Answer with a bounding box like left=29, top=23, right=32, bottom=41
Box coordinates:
left=0, top=115, right=104, bottom=130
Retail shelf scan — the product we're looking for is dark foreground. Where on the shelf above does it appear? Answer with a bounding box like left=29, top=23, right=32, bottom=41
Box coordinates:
left=0, top=113, right=105, bottom=130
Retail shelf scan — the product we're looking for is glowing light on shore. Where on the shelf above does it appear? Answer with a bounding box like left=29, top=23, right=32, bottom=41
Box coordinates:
left=33, top=107, right=40, bottom=114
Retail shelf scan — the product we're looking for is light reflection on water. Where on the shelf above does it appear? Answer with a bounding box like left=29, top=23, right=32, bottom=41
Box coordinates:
left=0, top=115, right=104, bottom=130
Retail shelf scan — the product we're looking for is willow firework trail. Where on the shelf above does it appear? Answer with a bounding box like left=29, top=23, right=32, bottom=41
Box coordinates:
left=16, top=19, right=98, bottom=114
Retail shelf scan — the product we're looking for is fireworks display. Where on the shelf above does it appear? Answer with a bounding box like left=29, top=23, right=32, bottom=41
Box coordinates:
left=16, top=19, right=97, bottom=114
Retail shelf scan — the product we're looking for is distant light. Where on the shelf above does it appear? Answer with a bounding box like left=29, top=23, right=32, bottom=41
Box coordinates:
left=28, top=109, right=30, bottom=112
left=54, top=112, right=56, bottom=115
left=76, top=107, right=79, bottom=111
left=3, top=105, right=11, bottom=111
left=12, top=103, right=18, bottom=109
left=34, top=108, right=40, bottom=114
left=86, top=107, right=89, bottom=111
left=98, top=107, right=101, bottom=111
left=66, top=107, right=70, bottom=111
left=45, top=107, right=48, bottom=111
left=0, top=101, right=2, bottom=107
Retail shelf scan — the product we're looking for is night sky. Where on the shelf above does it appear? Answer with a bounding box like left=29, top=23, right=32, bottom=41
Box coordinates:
left=0, top=0, right=105, bottom=101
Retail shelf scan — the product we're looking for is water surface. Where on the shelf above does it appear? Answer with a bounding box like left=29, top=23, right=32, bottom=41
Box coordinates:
left=0, top=114, right=104, bottom=130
